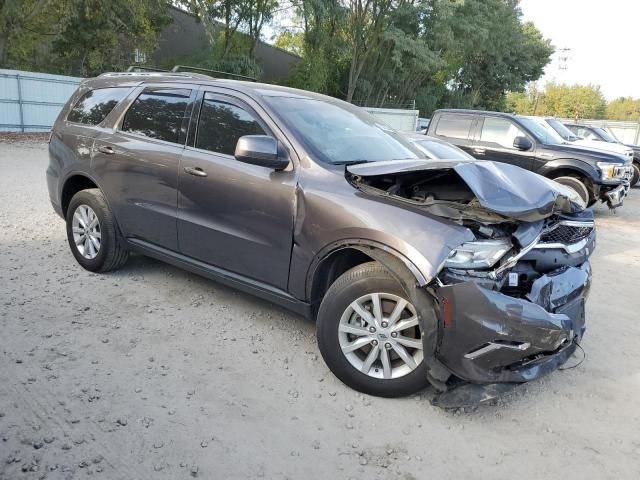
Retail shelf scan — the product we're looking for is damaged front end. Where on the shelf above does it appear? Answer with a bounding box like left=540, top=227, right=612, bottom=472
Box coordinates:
left=347, top=160, right=594, bottom=406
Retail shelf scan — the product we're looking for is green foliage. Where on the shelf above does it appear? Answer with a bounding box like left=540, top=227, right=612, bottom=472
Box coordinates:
left=52, top=0, right=170, bottom=76
left=438, top=0, right=554, bottom=111
left=185, top=0, right=279, bottom=59
left=607, top=97, right=640, bottom=121
left=0, top=0, right=67, bottom=68
left=2, top=0, right=557, bottom=115
left=273, top=30, right=304, bottom=56
left=282, top=0, right=350, bottom=96
left=1, top=0, right=170, bottom=76
left=505, top=83, right=607, bottom=120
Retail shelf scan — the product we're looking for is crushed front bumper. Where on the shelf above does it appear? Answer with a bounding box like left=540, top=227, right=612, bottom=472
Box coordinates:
left=433, top=262, right=591, bottom=386
left=602, top=182, right=629, bottom=208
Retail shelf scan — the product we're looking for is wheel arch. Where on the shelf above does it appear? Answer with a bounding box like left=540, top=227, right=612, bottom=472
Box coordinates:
left=60, top=172, right=100, bottom=217
left=307, top=240, right=450, bottom=384
left=306, top=240, right=429, bottom=307
left=537, top=158, right=599, bottom=183
left=59, top=172, right=124, bottom=237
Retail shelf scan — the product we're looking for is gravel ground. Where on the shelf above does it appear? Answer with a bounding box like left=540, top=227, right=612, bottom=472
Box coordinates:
left=1, top=140, right=639, bottom=480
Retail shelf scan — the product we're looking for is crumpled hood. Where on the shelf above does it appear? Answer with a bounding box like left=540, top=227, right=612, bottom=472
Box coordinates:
left=347, top=159, right=583, bottom=222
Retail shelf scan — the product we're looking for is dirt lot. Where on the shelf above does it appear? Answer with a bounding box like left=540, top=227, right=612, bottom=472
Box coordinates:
left=1, top=140, right=639, bottom=480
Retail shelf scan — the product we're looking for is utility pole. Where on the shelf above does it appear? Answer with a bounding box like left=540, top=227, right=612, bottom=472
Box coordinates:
left=558, top=48, right=571, bottom=72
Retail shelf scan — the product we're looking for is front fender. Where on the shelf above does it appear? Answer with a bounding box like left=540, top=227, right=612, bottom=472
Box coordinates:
left=536, top=158, right=600, bottom=183
left=287, top=168, right=475, bottom=300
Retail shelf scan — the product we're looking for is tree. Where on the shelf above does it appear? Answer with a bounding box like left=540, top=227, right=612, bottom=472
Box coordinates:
left=0, top=0, right=58, bottom=66
left=538, top=83, right=607, bottom=120
left=505, top=82, right=608, bottom=120
left=51, top=0, right=170, bottom=76
left=345, top=0, right=395, bottom=102
left=245, top=0, right=278, bottom=57
left=351, top=1, right=441, bottom=107
left=185, top=0, right=245, bottom=58
left=607, top=97, right=640, bottom=122
left=273, top=30, right=304, bottom=56
left=442, top=0, right=553, bottom=110
left=283, top=0, right=349, bottom=95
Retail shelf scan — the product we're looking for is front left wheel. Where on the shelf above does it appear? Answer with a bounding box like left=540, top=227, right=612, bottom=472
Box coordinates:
left=66, top=188, right=128, bottom=272
left=316, top=262, right=429, bottom=397
left=631, top=162, right=640, bottom=187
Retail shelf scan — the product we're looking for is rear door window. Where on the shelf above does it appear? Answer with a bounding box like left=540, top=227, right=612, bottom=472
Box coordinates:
left=67, top=87, right=129, bottom=125
left=434, top=114, right=474, bottom=140
left=121, top=88, right=192, bottom=144
left=195, top=94, right=266, bottom=155
left=479, top=117, right=525, bottom=149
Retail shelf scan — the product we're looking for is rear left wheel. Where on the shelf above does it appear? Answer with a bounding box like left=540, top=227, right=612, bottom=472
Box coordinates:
left=66, top=188, right=128, bottom=272
left=316, top=262, right=429, bottom=397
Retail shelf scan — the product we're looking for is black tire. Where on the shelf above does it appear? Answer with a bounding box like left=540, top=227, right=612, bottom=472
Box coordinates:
left=632, top=162, right=640, bottom=188
left=553, top=176, right=590, bottom=207
left=66, top=188, right=128, bottom=272
left=316, top=262, right=430, bottom=398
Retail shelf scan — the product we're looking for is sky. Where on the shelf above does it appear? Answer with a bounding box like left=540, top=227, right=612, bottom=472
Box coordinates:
left=520, top=0, right=640, bottom=100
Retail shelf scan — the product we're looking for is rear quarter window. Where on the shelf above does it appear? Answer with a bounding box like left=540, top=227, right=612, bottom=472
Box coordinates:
left=434, top=114, right=474, bottom=140
left=67, top=87, right=130, bottom=125
left=121, top=88, right=192, bottom=144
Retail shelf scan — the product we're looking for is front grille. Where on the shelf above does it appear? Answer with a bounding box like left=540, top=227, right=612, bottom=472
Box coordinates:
left=540, top=223, right=593, bottom=245
left=614, top=165, right=633, bottom=180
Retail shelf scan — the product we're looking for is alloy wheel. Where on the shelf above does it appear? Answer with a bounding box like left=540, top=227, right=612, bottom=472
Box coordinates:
left=71, top=204, right=101, bottom=259
left=338, top=292, right=423, bottom=380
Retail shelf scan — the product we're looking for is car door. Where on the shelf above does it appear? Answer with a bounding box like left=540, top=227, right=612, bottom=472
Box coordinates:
left=430, top=113, right=476, bottom=156
left=177, top=89, right=297, bottom=290
left=92, top=85, right=195, bottom=251
left=473, top=116, right=535, bottom=170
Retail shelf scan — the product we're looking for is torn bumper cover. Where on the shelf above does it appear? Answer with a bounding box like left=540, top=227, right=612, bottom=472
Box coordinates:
left=433, top=262, right=591, bottom=386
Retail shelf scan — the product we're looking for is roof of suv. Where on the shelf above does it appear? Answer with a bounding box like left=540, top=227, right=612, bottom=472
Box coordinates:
left=85, top=71, right=341, bottom=104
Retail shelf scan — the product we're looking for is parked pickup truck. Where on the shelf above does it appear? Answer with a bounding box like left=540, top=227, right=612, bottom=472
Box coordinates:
left=427, top=109, right=632, bottom=208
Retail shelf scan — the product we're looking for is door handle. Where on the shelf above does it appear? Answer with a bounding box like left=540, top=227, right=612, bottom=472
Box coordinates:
left=472, top=147, right=486, bottom=155
left=97, top=145, right=115, bottom=155
left=184, top=166, right=208, bottom=177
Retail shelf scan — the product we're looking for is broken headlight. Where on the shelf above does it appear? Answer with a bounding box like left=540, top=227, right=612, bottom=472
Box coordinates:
left=445, top=239, right=512, bottom=270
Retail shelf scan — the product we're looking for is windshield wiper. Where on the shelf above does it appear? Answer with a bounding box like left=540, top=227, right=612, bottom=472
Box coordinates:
left=334, top=160, right=372, bottom=166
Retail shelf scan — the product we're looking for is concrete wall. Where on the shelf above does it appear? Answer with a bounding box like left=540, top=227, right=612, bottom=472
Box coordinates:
left=154, top=7, right=301, bottom=83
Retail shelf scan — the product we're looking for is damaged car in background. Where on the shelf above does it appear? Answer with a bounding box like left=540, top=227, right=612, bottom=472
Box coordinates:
left=48, top=75, right=593, bottom=408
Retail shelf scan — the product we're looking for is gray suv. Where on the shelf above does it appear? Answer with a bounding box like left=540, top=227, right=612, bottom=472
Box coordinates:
left=48, top=72, right=594, bottom=406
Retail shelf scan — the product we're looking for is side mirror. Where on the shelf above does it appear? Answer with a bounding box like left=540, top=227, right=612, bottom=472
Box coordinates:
left=513, top=136, right=532, bottom=151
left=234, top=135, right=289, bottom=170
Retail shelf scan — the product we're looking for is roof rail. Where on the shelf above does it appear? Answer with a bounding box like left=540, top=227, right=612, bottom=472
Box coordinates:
left=98, top=71, right=198, bottom=79
left=171, top=65, right=257, bottom=82
left=126, top=65, right=170, bottom=73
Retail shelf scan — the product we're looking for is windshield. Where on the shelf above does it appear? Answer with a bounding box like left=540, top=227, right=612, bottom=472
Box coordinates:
left=264, top=96, right=422, bottom=164
left=546, top=119, right=579, bottom=141
left=592, top=127, right=617, bottom=143
left=517, top=117, right=564, bottom=145
left=412, top=139, right=475, bottom=161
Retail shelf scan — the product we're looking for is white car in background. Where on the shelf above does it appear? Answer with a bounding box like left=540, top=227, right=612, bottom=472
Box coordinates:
left=541, top=117, right=634, bottom=162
